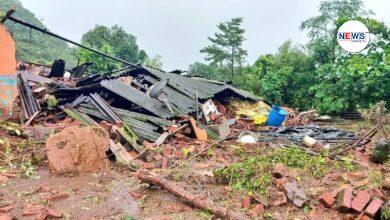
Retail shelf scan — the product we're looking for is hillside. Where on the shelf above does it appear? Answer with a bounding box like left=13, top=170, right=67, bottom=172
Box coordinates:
left=0, top=0, right=77, bottom=67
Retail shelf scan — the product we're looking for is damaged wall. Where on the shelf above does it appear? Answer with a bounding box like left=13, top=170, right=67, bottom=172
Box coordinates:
left=0, top=24, right=18, bottom=119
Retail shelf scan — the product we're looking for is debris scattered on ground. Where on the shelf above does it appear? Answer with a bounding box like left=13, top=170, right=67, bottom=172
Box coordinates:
left=0, top=11, right=389, bottom=219
left=283, top=182, right=308, bottom=207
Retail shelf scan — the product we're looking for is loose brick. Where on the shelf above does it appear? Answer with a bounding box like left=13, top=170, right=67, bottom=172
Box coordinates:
left=351, top=190, right=371, bottom=212
left=249, top=204, right=264, bottom=216
left=360, top=215, right=373, bottom=220
left=0, top=175, right=9, bottom=183
left=241, top=197, right=251, bottom=209
left=368, top=189, right=384, bottom=199
left=0, top=214, right=12, bottom=220
left=365, top=198, right=383, bottom=217
left=319, top=193, right=335, bottom=208
left=337, top=187, right=353, bottom=212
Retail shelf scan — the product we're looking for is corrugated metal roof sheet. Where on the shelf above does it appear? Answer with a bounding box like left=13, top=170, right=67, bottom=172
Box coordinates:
left=142, top=75, right=199, bottom=115
left=142, top=66, right=260, bottom=101
left=101, top=79, right=175, bottom=119
left=77, top=103, right=163, bottom=142
left=112, top=107, right=174, bottom=127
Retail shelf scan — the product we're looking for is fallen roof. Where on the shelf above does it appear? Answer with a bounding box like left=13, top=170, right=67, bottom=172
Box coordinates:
left=142, top=66, right=260, bottom=101
left=101, top=79, right=175, bottom=119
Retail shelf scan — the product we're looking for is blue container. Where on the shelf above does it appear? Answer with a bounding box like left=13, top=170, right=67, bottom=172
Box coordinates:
left=266, top=106, right=288, bottom=127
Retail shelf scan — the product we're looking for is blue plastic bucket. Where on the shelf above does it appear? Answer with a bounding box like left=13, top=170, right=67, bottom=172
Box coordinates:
left=266, top=106, right=288, bottom=127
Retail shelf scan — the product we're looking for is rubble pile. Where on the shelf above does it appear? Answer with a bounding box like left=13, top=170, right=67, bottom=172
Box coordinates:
left=0, top=58, right=386, bottom=219
left=0, top=10, right=388, bottom=220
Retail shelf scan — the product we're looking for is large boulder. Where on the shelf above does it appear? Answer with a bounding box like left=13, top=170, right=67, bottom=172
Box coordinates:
left=46, top=126, right=110, bottom=175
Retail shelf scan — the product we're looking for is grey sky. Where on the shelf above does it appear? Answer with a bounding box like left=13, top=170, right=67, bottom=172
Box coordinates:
left=20, top=0, right=390, bottom=70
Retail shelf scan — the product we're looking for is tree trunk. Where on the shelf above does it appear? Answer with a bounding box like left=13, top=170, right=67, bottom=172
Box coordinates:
left=136, top=170, right=248, bottom=220
left=231, top=47, right=235, bottom=82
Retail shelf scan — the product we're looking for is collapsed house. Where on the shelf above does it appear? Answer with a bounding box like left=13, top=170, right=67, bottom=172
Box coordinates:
left=15, top=61, right=262, bottom=158
left=1, top=10, right=388, bottom=220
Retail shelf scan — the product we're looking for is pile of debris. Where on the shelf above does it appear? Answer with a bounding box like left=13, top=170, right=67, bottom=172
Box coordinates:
left=11, top=61, right=262, bottom=171
left=1, top=10, right=388, bottom=219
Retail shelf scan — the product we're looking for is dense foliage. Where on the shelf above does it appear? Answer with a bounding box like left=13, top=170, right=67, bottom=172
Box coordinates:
left=189, top=0, right=389, bottom=114
left=0, top=0, right=77, bottom=67
left=79, top=25, right=148, bottom=73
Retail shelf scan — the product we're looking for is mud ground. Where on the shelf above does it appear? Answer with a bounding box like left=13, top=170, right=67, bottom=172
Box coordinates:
left=0, top=120, right=389, bottom=220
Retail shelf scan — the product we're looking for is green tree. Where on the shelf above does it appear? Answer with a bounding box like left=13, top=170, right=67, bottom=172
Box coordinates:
left=79, top=25, right=146, bottom=73
left=187, top=62, right=222, bottom=80
left=297, top=0, right=389, bottom=113
left=144, top=55, right=163, bottom=69
left=237, top=41, right=315, bottom=109
left=300, top=0, right=371, bottom=64
left=309, top=17, right=389, bottom=113
left=201, top=17, right=247, bottom=81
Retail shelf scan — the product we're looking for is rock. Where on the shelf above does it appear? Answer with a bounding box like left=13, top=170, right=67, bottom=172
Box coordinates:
left=249, top=204, right=264, bottom=216
left=371, top=139, right=389, bottom=163
left=46, top=126, right=110, bottom=175
left=365, top=198, right=383, bottom=217
left=351, top=190, right=371, bottom=212
left=319, top=193, right=335, bottom=208
left=283, top=182, right=308, bottom=207
left=241, top=197, right=251, bottom=209
left=22, top=126, right=55, bottom=142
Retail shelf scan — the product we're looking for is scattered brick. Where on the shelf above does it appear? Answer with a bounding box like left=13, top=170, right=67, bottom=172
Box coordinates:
left=0, top=175, right=9, bottom=183
left=46, top=207, right=63, bottom=218
left=271, top=191, right=287, bottom=207
left=0, top=214, right=12, bottom=220
left=368, top=189, right=384, bottom=199
left=319, top=193, right=335, bottom=208
left=337, top=187, right=353, bottom=212
left=249, top=204, right=264, bottom=216
left=351, top=190, right=371, bottom=212
left=241, top=197, right=251, bottom=209
left=141, top=162, right=155, bottom=169
left=0, top=204, right=16, bottom=213
left=272, top=163, right=288, bottom=178
left=347, top=172, right=365, bottom=180
left=365, top=198, right=383, bottom=217
left=43, top=192, right=70, bottom=202
left=342, top=213, right=354, bottom=220
left=360, top=215, right=373, bottom=220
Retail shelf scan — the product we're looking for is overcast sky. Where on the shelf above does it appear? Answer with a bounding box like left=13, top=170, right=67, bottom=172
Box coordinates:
left=20, top=0, right=390, bottom=70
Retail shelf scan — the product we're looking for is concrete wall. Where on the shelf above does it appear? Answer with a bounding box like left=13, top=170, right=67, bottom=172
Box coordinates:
left=0, top=24, right=18, bottom=119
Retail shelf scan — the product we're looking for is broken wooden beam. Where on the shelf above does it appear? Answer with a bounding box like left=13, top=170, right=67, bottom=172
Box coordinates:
left=136, top=170, right=247, bottom=220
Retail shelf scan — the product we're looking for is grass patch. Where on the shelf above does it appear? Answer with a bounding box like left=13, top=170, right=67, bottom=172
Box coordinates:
left=214, top=145, right=330, bottom=196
